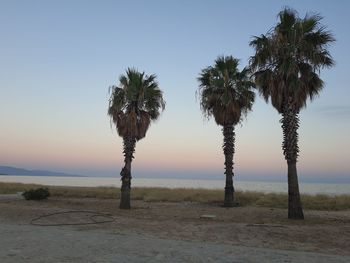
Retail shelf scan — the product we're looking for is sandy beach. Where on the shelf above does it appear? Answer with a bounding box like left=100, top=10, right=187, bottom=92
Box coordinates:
left=1, top=196, right=350, bottom=262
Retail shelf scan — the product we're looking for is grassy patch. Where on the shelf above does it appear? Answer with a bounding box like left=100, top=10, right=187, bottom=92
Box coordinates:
left=0, top=182, right=41, bottom=194
left=301, top=194, right=350, bottom=211
left=0, top=182, right=349, bottom=211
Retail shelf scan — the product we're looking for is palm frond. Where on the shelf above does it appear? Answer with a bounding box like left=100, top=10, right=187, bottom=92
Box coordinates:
left=250, top=7, right=335, bottom=112
left=198, top=56, right=255, bottom=126
left=108, top=68, right=165, bottom=140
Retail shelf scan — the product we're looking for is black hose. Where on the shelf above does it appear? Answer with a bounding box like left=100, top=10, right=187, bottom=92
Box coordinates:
left=30, top=210, right=116, bottom=226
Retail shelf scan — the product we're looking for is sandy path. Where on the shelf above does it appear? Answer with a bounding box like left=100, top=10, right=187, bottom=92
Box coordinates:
left=1, top=223, right=349, bottom=263
left=0, top=197, right=350, bottom=262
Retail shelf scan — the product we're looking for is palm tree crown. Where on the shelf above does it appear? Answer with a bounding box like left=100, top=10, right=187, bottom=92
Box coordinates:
left=250, top=8, right=335, bottom=113
left=108, top=68, right=165, bottom=140
left=198, top=56, right=255, bottom=125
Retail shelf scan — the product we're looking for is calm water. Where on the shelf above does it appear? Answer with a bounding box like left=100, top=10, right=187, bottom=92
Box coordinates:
left=1, top=175, right=349, bottom=195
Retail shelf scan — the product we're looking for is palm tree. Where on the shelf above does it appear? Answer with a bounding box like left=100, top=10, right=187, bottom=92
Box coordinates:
left=108, top=68, right=165, bottom=209
left=250, top=8, right=335, bottom=219
left=198, top=56, right=255, bottom=207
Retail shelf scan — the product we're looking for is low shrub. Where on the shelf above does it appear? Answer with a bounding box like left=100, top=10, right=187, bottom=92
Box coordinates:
left=22, top=187, right=50, bottom=200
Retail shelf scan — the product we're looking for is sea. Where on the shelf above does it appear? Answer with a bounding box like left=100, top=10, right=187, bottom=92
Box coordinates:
left=0, top=175, right=349, bottom=195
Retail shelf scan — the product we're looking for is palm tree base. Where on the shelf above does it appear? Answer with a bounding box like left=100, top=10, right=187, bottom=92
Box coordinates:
left=222, top=203, right=239, bottom=208
left=223, top=202, right=239, bottom=208
left=287, top=161, right=304, bottom=219
left=224, top=185, right=235, bottom=208
left=119, top=189, right=131, bottom=209
left=119, top=204, right=131, bottom=209
left=119, top=204, right=130, bottom=209
left=288, top=209, right=304, bottom=219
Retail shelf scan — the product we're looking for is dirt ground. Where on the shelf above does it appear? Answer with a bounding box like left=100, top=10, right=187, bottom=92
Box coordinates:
left=1, top=196, right=350, bottom=262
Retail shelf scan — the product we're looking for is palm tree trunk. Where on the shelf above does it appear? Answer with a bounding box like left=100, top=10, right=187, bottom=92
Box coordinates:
left=223, top=125, right=235, bottom=207
left=281, top=101, right=304, bottom=219
left=119, top=136, right=136, bottom=209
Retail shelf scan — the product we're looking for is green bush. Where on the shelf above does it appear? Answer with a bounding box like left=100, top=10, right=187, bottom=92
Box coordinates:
left=22, top=187, right=50, bottom=200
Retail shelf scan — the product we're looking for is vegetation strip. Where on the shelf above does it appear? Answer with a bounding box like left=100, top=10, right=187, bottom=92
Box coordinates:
left=0, top=182, right=349, bottom=211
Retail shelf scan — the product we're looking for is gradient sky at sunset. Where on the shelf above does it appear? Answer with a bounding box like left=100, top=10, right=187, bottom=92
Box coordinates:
left=1, top=0, right=349, bottom=182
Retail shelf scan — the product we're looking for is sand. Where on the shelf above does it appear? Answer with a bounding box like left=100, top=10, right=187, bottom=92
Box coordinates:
left=0, top=196, right=350, bottom=262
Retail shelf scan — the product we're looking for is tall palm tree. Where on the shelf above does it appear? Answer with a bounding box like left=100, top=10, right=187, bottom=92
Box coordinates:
left=108, top=68, right=165, bottom=209
left=250, top=8, right=335, bottom=219
left=198, top=56, right=255, bottom=207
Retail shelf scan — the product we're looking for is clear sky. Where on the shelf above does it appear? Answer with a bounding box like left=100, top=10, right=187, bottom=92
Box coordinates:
left=0, top=0, right=349, bottom=183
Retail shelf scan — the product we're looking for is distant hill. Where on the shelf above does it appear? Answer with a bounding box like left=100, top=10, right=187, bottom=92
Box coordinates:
left=0, top=166, right=84, bottom=177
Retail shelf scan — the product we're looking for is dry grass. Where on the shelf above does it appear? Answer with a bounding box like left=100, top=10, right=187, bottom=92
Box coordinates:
left=0, top=182, right=349, bottom=211
left=0, top=182, right=41, bottom=194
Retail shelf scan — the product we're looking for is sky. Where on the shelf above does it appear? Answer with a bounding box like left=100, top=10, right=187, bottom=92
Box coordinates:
left=0, top=0, right=349, bottom=183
